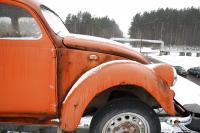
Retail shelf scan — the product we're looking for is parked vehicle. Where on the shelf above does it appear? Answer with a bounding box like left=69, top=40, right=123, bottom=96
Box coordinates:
left=174, top=66, right=187, bottom=77
left=186, top=52, right=192, bottom=56
left=188, top=67, right=200, bottom=78
left=179, top=52, right=185, bottom=56
left=0, top=0, right=191, bottom=132
left=160, top=50, right=170, bottom=55
left=197, top=52, right=200, bottom=57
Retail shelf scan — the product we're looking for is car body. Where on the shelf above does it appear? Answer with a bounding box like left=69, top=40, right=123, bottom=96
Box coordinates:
left=174, top=66, right=187, bottom=77
left=188, top=67, right=200, bottom=78
left=0, top=0, right=191, bottom=132
left=186, top=52, right=192, bottom=56
left=179, top=52, right=185, bottom=56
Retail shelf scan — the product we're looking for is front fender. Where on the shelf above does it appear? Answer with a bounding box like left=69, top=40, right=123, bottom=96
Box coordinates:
left=60, top=60, right=175, bottom=131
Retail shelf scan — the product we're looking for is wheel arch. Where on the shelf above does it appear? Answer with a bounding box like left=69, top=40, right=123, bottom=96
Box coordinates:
left=60, top=60, right=175, bottom=131
left=83, top=85, right=160, bottom=116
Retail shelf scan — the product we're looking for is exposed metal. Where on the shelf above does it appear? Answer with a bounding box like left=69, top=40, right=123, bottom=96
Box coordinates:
left=102, top=112, right=150, bottom=133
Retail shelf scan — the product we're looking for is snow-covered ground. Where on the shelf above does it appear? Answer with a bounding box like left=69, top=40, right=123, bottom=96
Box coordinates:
left=149, top=53, right=200, bottom=107
left=78, top=115, right=197, bottom=133
left=150, top=53, right=200, bottom=70
left=172, top=75, right=200, bottom=107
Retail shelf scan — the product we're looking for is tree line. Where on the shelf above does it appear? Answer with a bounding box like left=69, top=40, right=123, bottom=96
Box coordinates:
left=65, top=12, right=123, bottom=38
left=129, top=7, right=200, bottom=47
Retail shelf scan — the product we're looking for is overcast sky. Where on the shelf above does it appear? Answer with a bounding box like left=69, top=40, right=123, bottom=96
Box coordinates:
left=40, top=0, right=200, bottom=36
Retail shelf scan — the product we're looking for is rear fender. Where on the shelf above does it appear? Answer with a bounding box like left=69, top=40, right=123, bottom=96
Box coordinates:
left=60, top=60, right=175, bottom=131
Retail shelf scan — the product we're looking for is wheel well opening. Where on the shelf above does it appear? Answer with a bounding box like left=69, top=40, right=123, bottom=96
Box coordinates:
left=83, top=85, right=160, bottom=116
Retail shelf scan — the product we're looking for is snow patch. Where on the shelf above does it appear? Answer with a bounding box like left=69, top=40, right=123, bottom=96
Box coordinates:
left=150, top=54, right=200, bottom=108
left=151, top=55, right=200, bottom=70
left=172, top=75, right=200, bottom=106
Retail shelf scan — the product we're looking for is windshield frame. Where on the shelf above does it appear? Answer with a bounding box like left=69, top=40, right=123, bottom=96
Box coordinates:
left=40, top=5, right=69, bottom=37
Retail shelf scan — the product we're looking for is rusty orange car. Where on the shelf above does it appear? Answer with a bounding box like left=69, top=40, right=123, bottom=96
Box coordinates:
left=0, top=0, right=190, bottom=133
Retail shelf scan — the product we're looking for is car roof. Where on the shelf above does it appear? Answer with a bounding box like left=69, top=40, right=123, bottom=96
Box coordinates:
left=15, top=0, right=41, bottom=8
left=174, top=66, right=183, bottom=68
left=1, top=0, right=42, bottom=13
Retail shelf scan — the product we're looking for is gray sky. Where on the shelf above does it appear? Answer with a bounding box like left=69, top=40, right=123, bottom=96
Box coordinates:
left=40, top=0, right=200, bottom=36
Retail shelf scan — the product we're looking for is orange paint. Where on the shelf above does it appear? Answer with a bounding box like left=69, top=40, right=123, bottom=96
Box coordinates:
left=0, top=0, right=177, bottom=132
left=58, top=48, right=125, bottom=104
left=0, top=0, right=57, bottom=115
left=63, top=34, right=150, bottom=64
left=60, top=61, right=175, bottom=131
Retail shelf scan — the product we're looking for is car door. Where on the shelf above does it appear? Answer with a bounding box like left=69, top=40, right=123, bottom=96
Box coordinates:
left=0, top=2, right=57, bottom=115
